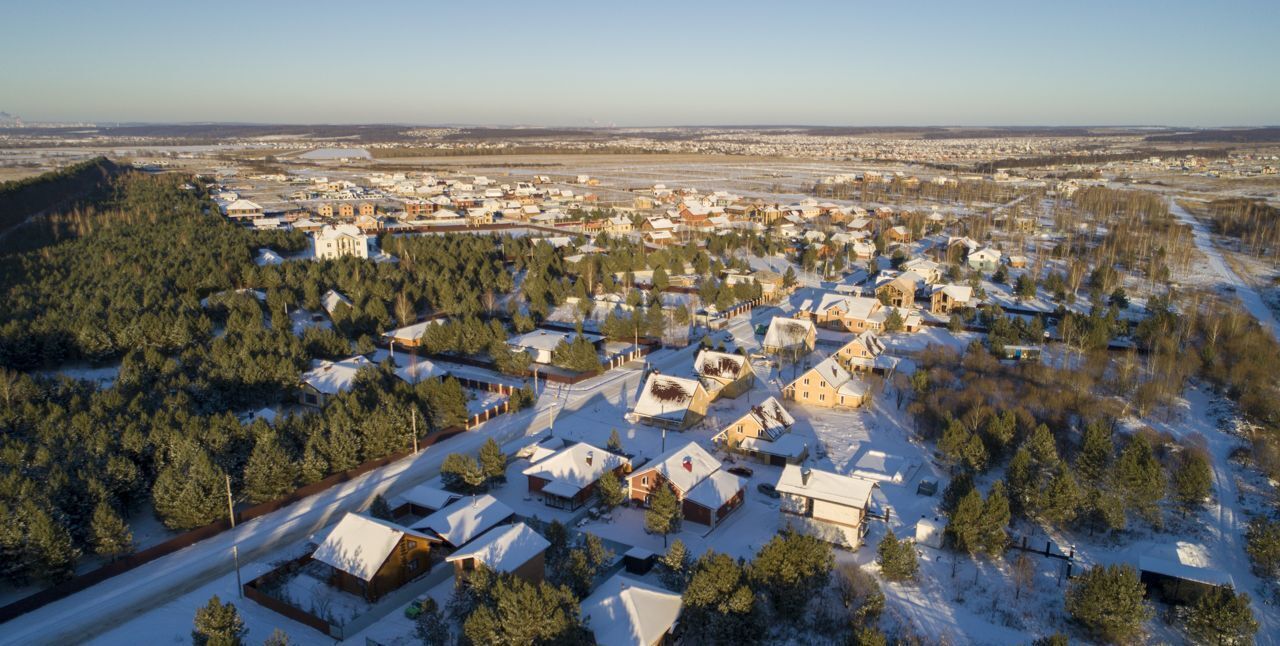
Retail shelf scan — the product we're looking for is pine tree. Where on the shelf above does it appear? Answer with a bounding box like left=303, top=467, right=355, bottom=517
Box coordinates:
left=938, top=418, right=971, bottom=465
left=1184, top=585, right=1259, bottom=645
left=606, top=428, right=624, bottom=454
left=1076, top=420, right=1113, bottom=486
left=748, top=529, right=834, bottom=619
left=941, top=471, right=974, bottom=514
left=961, top=433, right=990, bottom=472
left=978, top=482, right=1010, bottom=555
left=441, top=453, right=485, bottom=493
left=300, top=436, right=329, bottom=484
left=1006, top=448, right=1035, bottom=517
left=596, top=471, right=624, bottom=510
left=1036, top=462, right=1082, bottom=526
left=682, top=552, right=762, bottom=644
left=1064, top=564, right=1151, bottom=644
left=1025, top=424, right=1060, bottom=467
left=90, top=501, right=133, bottom=560
left=646, top=484, right=682, bottom=547
left=368, top=494, right=393, bottom=521
left=1171, top=449, right=1213, bottom=513
left=192, top=594, right=248, bottom=646
left=946, top=488, right=984, bottom=554
left=25, top=503, right=79, bottom=583
left=478, top=438, right=506, bottom=486
left=461, top=574, right=589, bottom=645
left=1114, top=435, right=1165, bottom=526
left=1245, top=517, right=1280, bottom=577
left=243, top=434, right=299, bottom=504
left=876, top=529, right=918, bottom=582
left=660, top=539, right=691, bottom=591
left=413, top=601, right=449, bottom=645
left=152, top=443, right=227, bottom=530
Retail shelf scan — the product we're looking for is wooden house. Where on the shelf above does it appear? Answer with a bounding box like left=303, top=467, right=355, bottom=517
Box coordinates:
left=522, top=442, right=631, bottom=511
left=311, top=513, right=433, bottom=601
left=445, top=523, right=549, bottom=584
left=626, top=442, right=745, bottom=528
left=782, top=357, right=869, bottom=409
left=693, top=350, right=756, bottom=400
left=712, top=396, right=808, bottom=465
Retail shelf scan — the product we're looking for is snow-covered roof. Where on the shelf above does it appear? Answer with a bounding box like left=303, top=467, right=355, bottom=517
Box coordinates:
left=738, top=433, right=808, bottom=459
left=224, top=199, right=262, bottom=213
left=685, top=469, right=745, bottom=510
left=312, top=513, right=431, bottom=581
left=722, top=396, right=794, bottom=441
left=411, top=494, right=514, bottom=547
left=392, top=484, right=460, bottom=513
left=582, top=574, right=683, bottom=646
left=633, top=375, right=705, bottom=422
left=393, top=357, right=447, bottom=385
left=627, top=441, right=722, bottom=495
left=775, top=464, right=876, bottom=509
left=693, top=350, right=750, bottom=381
left=762, top=317, right=815, bottom=349
left=933, top=284, right=973, bottom=303
left=301, top=356, right=373, bottom=395
left=316, top=224, right=364, bottom=240
left=382, top=319, right=445, bottom=343
left=508, top=329, right=602, bottom=353
left=321, top=289, right=352, bottom=315
left=1138, top=555, right=1235, bottom=587
left=444, top=522, right=549, bottom=573
left=522, top=442, right=630, bottom=496
left=803, top=356, right=855, bottom=392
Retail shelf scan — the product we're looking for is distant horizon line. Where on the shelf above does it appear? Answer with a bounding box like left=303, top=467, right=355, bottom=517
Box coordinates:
left=4, top=119, right=1279, bottom=131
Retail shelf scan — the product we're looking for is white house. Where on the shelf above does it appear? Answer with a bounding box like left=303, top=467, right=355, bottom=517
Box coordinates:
left=775, top=465, right=878, bottom=548
left=299, top=355, right=374, bottom=407
left=582, top=574, right=683, bottom=646
left=314, top=224, right=370, bottom=260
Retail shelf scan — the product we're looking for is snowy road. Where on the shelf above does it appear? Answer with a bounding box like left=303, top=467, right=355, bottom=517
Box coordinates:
left=0, top=345, right=696, bottom=646
left=1170, top=199, right=1280, bottom=342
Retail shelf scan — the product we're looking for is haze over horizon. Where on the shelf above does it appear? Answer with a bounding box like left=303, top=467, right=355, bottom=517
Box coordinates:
left=2, top=0, right=1278, bottom=127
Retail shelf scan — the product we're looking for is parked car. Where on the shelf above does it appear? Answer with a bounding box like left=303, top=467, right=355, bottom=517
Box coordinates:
left=728, top=466, right=754, bottom=478
left=756, top=482, right=780, bottom=498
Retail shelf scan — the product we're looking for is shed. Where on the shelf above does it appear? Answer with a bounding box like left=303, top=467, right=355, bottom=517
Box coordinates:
left=914, top=516, right=945, bottom=549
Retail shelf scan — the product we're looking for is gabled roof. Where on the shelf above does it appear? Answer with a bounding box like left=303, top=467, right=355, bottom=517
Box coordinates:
left=685, top=469, right=745, bottom=510
left=775, top=464, right=876, bottom=509
left=444, top=523, right=550, bottom=573
left=224, top=199, right=263, bottom=213
left=762, top=317, right=815, bottom=349
left=312, top=513, right=431, bottom=581
left=582, top=575, right=683, bottom=646
left=301, top=356, right=373, bottom=395
left=321, top=289, right=352, bottom=315
left=633, top=375, right=706, bottom=422
left=411, top=494, right=514, bottom=547
left=693, top=350, right=750, bottom=381
left=522, top=442, right=630, bottom=495
left=933, top=284, right=973, bottom=303
left=627, top=441, right=721, bottom=495
left=721, top=396, right=794, bottom=441
left=392, top=484, right=460, bottom=513
left=840, top=330, right=885, bottom=357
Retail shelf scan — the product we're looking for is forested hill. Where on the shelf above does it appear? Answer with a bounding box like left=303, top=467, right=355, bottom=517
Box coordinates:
left=0, top=157, right=122, bottom=242
left=0, top=172, right=305, bottom=370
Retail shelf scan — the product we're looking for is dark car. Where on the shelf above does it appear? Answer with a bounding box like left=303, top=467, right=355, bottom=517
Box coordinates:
left=756, top=482, right=780, bottom=498
left=728, top=466, right=754, bottom=478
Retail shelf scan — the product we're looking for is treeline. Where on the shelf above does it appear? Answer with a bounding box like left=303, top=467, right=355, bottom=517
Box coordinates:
left=812, top=176, right=1029, bottom=206
left=971, top=148, right=1231, bottom=173
left=0, top=156, right=122, bottom=243
left=1199, top=198, right=1280, bottom=257
left=0, top=174, right=475, bottom=586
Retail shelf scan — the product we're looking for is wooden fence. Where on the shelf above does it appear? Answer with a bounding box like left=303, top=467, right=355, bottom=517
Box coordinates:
left=0, top=426, right=467, bottom=625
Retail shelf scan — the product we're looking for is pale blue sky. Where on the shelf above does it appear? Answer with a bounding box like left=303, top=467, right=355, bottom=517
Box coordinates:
left=1, top=0, right=1276, bottom=126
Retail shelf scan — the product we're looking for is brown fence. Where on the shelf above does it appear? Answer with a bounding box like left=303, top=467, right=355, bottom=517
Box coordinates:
left=0, top=426, right=467, bottom=625
left=242, top=555, right=335, bottom=637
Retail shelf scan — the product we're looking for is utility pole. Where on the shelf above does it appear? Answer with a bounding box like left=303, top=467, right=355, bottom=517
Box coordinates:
left=225, top=475, right=243, bottom=598
left=411, top=408, right=418, bottom=453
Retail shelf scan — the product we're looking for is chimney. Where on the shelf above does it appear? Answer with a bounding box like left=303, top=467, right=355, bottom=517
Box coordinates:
left=801, top=467, right=812, bottom=485
left=682, top=456, right=693, bottom=472
left=586, top=450, right=594, bottom=466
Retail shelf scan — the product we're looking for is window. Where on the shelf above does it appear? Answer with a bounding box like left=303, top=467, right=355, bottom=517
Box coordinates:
left=641, top=475, right=649, bottom=486
left=407, top=558, right=419, bottom=572
left=819, top=394, right=825, bottom=401
left=405, top=540, right=416, bottom=550
left=803, top=378, right=810, bottom=385
left=802, top=391, right=808, bottom=399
